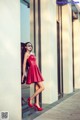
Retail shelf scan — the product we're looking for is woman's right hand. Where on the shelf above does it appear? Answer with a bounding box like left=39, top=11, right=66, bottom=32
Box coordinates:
left=22, top=74, right=25, bottom=83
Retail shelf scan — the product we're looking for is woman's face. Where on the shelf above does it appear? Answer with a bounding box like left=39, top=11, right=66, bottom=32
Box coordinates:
left=26, top=43, right=33, bottom=52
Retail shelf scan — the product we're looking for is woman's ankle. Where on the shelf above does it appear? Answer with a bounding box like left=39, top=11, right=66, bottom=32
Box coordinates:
left=35, top=103, right=40, bottom=107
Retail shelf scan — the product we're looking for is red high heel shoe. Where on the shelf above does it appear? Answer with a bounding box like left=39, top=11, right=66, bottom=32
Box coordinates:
left=34, top=104, right=43, bottom=111
left=27, top=97, right=33, bottom=107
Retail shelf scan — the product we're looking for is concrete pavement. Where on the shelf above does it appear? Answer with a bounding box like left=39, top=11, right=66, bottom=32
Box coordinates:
left=33, top=90, right=80, bottom=120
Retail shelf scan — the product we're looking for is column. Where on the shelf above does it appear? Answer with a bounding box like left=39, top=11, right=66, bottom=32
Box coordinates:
left=41, top=0, right=58, bottom=104
left=73, top=18, right=80, bottom=89
left=62, top=4, right=73, bottom=93
left=0, top=0, right=21, bottom=120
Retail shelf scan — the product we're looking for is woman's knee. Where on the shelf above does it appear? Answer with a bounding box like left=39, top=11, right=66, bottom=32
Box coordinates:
left=41, top=86, right=45, bottom=91
left=37, top=82, right=45, bottom=90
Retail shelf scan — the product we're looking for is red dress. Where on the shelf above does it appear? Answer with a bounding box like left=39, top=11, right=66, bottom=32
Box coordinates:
left=26, top=54, right=44, bottom=84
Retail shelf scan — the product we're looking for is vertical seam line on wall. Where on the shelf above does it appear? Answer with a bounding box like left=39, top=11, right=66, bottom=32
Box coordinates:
left=61, top=6, right=63, bottom=93
left=38, top=0, right=42, bottom=105
left=38, top=0, right=41, bottom=71
left=72, top=11, right=75, bottom=90
left=33, top=0, right=36, bottom=54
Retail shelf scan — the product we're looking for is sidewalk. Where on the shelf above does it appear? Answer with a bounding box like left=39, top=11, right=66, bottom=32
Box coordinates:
left=33, top=90, right=80, bottom=120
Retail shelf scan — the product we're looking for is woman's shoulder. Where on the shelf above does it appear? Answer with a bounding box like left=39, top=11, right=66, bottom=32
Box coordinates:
left=24, top=52, right=30, bottom=58
left=25, top=52, right=28, bottom=56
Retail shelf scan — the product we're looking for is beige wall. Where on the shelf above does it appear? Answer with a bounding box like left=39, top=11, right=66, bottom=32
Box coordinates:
left=41, top=0, right=58, bottom=104
left=62, top=4, right=73, bottom=93
left=73, top=19, right=80, bottom=89
left=0, top=1, right=21, bottom=120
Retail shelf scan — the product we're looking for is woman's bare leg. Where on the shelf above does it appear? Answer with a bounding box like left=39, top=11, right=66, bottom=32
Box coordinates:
left=35, top=84, right=40, bottom=107
left=30, top=82, right=44, bottom=104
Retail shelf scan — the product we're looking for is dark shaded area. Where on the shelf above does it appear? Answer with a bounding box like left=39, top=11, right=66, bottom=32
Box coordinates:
left=21, top=43, right=26, bottom=76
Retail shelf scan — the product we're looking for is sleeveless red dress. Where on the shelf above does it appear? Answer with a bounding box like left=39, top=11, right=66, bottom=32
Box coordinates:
left=26, top=54, right=44, bottom=84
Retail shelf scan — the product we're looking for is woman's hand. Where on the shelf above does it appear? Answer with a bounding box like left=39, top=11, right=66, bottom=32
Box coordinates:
left=22, top=74, right=25, bottom=83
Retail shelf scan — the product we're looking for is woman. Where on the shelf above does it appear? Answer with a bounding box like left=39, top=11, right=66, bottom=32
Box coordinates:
left=22, top=42, right=45, bottom=111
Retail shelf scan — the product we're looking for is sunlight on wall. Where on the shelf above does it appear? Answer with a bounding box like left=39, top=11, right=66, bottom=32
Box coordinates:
left=41, top=0, right=58, bottom=104
left=0, top=1, right=21, bottom=120
left=62, top=4, right=73, bottom=93
left=73, top=19, right=80, bottom=88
